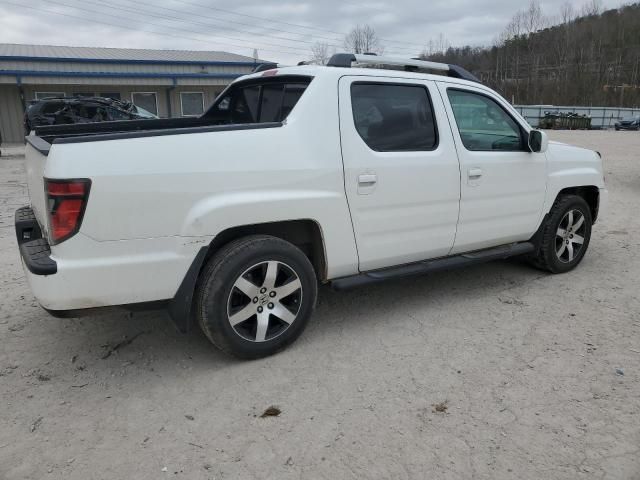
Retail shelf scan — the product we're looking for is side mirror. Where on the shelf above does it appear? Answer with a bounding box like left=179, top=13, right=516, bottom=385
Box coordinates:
left=528, top=129, right=548, bottom=153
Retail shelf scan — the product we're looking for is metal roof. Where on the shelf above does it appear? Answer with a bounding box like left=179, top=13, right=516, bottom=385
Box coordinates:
left=0, top=43, right=270, bottom=65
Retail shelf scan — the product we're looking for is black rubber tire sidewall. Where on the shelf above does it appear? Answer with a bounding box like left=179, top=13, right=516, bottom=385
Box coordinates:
left=196, top=235, right=317, bottom=359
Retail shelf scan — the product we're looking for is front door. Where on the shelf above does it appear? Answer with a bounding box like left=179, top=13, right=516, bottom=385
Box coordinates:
left=437, top=83, right=547, bottom=254
left=339, top=76, right=461, bottom=271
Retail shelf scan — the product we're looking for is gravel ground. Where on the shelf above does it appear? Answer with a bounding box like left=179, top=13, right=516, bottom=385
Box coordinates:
left=1, top=131, right=639, bottom=480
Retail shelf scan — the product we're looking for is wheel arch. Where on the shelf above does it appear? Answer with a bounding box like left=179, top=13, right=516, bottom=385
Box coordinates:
left=530, top=185, right=599, bottom=250
left=555, top=186, right=600, bottom=223
left=204, top=219, right=327, bottom=282
left=167, top=219, right=327, bottom=333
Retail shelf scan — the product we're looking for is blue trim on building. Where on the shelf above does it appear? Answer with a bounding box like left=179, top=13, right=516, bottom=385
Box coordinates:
left=0, top=69, right=244, bottom=80
left=0, top=55, right=274, bottom=67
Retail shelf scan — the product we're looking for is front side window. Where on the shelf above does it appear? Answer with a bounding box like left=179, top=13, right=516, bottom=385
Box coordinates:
left=350, top=83, right=438, bottom=152
left=69, top=105, right=107, bottom=122
left=106, top=107, right=131, bottom=121
left=180, top=92, right=205, bottom=117
left=131, top=92, right=158, bottom=116
left=447, top=89, right=524, bottom=151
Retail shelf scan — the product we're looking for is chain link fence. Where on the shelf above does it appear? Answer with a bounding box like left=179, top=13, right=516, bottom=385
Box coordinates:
left=514, top=105, right=640, bottom=129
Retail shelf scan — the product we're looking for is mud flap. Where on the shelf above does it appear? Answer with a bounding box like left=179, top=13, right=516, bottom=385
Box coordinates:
left=167, top=247, right=208, bottom=333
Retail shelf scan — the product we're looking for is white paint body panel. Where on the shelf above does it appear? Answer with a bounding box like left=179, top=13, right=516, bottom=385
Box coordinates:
left=20, top=65, right=606, bottom=311
left=338, top=76, right=460, bottom=270
left=435, top=81, right=548, bottom=253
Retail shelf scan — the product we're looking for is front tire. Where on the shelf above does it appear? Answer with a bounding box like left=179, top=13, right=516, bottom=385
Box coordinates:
left=195, top=235, right=317, bottom=359
left=530, top=195, right=592, bottom=273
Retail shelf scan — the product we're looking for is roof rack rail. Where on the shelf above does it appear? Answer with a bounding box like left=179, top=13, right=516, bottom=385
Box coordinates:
left=326, top=53, right=480, bottom=83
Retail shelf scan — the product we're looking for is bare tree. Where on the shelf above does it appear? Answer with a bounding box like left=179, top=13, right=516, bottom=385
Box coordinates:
left=411, top=1, right=640, bottom=107
left=344, top=25, right=383, bottom=54
left=310, top=42, right=332, bottom=65
left=503, top=10, right=524, bottom=40
left=420, top=33, right=450, bottom=60
left=582, top=0, right=603, bottom=17
left=560, top=1, right=575, bottom=24
left=523, top=0, right=547, bottom=36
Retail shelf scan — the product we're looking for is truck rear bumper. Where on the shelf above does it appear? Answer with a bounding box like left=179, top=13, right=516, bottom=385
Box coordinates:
left=15, top=206, right=208, bottom=312
left=15, top=206, right=57, bottom=275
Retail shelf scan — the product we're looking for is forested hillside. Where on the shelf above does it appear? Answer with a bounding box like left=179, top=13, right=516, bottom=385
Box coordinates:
left=421, top=2, right=640, bottom=107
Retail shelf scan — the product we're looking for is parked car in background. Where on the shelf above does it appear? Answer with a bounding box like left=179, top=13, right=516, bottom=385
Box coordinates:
left=24, top=96, right=157, bottom=135
left=614, top=116, right=640, bottom=131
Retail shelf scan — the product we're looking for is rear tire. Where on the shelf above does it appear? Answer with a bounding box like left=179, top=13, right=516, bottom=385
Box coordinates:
left=195, top=235, right=317, bottom=359
left=530, top=195, right=592, bottom=273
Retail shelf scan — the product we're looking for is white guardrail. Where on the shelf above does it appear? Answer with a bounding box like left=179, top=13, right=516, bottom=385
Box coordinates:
left=514, top=105, right=640, bottom=129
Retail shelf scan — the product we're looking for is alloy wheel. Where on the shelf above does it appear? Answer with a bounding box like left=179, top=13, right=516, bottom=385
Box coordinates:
left=555, top=209, right=586, bottom=263
left=226, top=260, right=303, bottom=342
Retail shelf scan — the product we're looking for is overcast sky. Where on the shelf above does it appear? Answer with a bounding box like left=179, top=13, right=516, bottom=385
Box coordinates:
left=0, top=0, right=626, bottom=63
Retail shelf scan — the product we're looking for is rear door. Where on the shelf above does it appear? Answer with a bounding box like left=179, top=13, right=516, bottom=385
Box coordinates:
left=437, top=83, right=547, bottom=254
left=339, top=76, right=461, bottom=271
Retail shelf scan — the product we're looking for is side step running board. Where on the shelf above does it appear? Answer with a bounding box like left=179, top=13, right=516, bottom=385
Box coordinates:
left=331, top=242, right=535, bottom=290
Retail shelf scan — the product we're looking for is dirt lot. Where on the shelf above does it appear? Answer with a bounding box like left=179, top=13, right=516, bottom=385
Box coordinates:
left=1, top=131, right=639, bottom=480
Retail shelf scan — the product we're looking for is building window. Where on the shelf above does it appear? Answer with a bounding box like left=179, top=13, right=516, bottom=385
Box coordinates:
left=35, top=92, right=65, bottom=100
left=180, top=92, right=205, bottom=117
left=131, top=92, right=158, bottom=116
left=100, top=92, right=121, bottom=100
left=72, top=92, right=96, bottom=98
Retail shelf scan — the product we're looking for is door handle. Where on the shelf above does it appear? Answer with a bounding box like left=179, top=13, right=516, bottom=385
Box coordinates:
left=358, top=174, right=377, bottom=185
left=467, top=168, right=482, bottom=187
left=357, top=173, right=377, bottom=195
left=468, top=168, right=483, bottom=178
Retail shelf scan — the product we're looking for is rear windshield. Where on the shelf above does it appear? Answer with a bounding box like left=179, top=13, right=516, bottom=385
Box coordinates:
left=202, top=76, right=312, bottom=124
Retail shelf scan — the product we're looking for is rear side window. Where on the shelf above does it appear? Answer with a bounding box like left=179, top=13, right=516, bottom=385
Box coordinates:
left=204, top=78, right=310, bottom=124
left=259, top=84, right=286, bottom=122
left=232, top=85, right=261, bottom=123
left=350, top=83, right=438, bottom=152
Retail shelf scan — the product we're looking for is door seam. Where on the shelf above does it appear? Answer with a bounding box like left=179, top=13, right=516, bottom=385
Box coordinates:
left=336, top=76, right=362, bottom=272
left=435, top=80, right=463, bottom=256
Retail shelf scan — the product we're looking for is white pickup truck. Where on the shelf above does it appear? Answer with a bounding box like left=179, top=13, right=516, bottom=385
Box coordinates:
left=16, top=54, right=607, bottom=358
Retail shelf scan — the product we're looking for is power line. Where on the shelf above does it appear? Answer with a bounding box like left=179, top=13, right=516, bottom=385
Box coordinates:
left=165, top=0, right=345, bottom=44
left=0, top=0, right=306, bottom=57
left=0, top=0, right=425, bottom=59
left=168, top=0, right=428, bottom=49
left=169, top=0, right=347, bottom=38
left=74, top=0, right=420, bottom=55
left=59, top=0, right=323, bottom=53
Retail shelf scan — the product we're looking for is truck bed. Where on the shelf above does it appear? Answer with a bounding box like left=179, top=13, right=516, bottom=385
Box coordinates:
left=28, top=117, right=281, bottom=155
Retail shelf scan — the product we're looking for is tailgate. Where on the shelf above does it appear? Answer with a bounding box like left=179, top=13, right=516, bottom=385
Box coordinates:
left=24, top=136, right=51, bottom=234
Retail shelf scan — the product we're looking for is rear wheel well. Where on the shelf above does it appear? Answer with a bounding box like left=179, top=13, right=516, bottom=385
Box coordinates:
left=204, top=220, right=327, bottom=281
left=556, top=186, right=599, bottom=222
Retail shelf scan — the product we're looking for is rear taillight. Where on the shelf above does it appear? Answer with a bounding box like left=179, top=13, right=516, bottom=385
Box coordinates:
left=45, top=179, right=91, bottom=244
